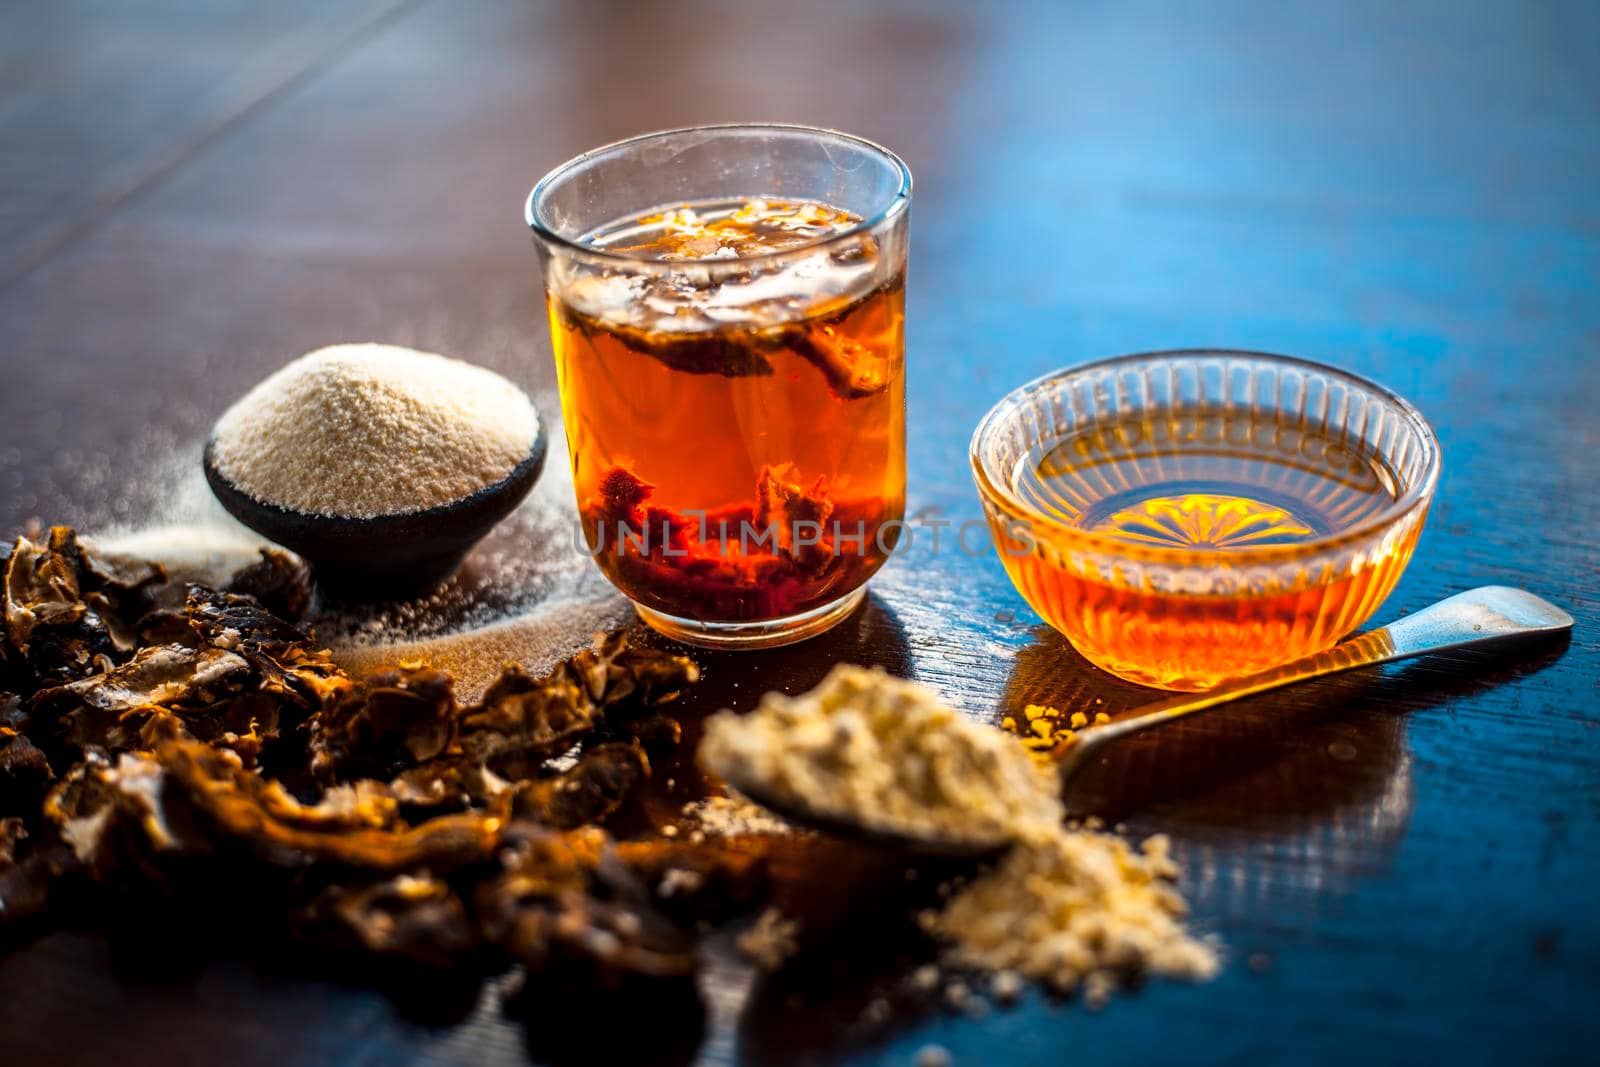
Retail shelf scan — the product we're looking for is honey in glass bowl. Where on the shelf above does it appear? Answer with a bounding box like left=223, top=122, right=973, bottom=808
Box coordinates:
left=971, top=351, right=1440, bottom=691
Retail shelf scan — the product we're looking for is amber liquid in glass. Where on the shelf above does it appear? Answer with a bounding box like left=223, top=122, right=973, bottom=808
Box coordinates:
left=1000, top=409, right=1420, bottom=689
left=549, top=199, right=906, bottom=624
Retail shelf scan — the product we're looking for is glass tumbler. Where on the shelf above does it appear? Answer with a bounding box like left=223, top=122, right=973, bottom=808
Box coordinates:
left=527, top=125, right=912, bottom=648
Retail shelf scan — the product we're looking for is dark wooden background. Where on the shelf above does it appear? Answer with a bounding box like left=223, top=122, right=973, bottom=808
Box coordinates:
left=1, top=1, right=1597, bottom=1064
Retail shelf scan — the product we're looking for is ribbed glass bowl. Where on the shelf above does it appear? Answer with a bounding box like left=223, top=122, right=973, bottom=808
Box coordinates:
left=971, top=350, right=1440, bottom=690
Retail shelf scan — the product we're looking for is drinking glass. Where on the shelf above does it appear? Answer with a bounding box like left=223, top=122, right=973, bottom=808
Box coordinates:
left=528, top=125, right=912, bottom=648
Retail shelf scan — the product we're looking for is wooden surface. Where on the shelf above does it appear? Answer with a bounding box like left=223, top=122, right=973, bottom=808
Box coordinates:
left=2, top=1, right=1598, bottom=1064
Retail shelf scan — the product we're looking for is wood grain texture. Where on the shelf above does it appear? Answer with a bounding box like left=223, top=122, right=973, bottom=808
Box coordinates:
left=1, top=1, right=1596, bottom=1065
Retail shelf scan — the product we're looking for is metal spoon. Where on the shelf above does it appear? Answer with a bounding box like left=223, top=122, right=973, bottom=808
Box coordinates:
left=714, top=586, right=1573, bottom=857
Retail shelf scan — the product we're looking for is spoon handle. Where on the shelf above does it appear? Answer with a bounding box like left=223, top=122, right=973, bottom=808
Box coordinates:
left=1053, top=586, right=1573, bottom=785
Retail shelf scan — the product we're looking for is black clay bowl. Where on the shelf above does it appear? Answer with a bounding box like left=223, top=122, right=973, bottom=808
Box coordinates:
left=203, top=429, right=547, bottom=601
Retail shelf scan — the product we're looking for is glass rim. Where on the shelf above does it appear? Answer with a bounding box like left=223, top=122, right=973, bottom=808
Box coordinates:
left=969, top=348, right=1443, bottom=567
left=524, top=123, right=913, bottom=269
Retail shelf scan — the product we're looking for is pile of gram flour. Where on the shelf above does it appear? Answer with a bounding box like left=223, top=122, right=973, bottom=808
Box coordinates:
left=209, top=343, right=541, bottom=519
left=700, top=666, right=1219, bottom=1005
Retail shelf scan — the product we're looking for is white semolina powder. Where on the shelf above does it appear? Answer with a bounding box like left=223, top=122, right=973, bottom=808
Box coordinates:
left=209, top=343, right=540, bottom=519
left=83, top=388, right=621, bottom=704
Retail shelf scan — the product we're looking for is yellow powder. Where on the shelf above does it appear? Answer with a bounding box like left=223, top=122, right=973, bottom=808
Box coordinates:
left=699, top=665, right=1219, bottom=1004
left=927, top=831, right=1218, bottom=1001
left=700, top=666, right=1064, bottom=846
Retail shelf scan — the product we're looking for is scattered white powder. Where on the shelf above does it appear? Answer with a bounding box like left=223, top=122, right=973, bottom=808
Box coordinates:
left=677, top=794, right=795, bottom=839
left=313, top=441, right=633, bottom=700
left=735, top=907, right=801, bottom=970
left=210, top=343, right=540, bottom=519
left=656, top=868, right=705, bottom=899
left=89, top=451, right=266, bottom=563
left=75, top=398, right=625, bottom=704
left=83, top=518, right=627, bottom=705
left=86, top=523, right=282, bottom=590
left=328, top=592, right=630, bottom=703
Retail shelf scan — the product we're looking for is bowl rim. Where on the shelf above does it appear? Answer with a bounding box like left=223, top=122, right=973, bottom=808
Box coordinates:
left=969, top=348, right=1441, bottom=567
left=524, top=122, right=913, bottom=270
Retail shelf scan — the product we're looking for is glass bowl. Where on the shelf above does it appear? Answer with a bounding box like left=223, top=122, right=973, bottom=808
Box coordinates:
left=971, top=350, right=1440, bottom=690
